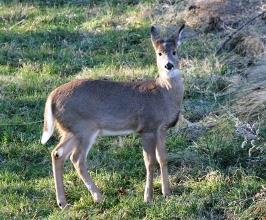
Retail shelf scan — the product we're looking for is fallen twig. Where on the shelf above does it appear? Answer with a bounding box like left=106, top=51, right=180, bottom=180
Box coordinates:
left=216, top=10, right=266, bottom=55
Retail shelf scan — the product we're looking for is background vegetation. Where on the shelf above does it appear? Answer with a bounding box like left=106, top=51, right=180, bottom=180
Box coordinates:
left=0, top=0, right=265, bottom=219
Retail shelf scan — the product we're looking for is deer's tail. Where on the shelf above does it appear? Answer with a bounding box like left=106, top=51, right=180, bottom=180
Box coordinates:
left=41, top=94, right=55, bottom=144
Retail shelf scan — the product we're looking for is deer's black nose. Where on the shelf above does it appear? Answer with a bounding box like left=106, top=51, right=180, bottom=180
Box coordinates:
left=165, top=63, right=174, bottom=70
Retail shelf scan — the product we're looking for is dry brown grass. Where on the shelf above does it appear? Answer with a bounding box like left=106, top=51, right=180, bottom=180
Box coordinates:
left=183, top=0, right=245, bottom=29
left=184, top=0, right=265, bottom=34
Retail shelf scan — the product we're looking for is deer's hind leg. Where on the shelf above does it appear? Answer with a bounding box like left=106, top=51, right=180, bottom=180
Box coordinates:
left=51, top=133, right=76, bottom=209
left=70, top=130, right=103, bottom=203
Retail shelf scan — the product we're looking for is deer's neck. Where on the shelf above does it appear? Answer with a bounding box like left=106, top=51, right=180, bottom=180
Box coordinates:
left=155, top=69, right=184, bottom=127
left=156, top=69, right=182, bottom=90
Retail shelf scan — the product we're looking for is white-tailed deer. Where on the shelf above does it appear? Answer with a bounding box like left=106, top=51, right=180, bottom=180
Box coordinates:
left=41, top=24, right=185, bottom=209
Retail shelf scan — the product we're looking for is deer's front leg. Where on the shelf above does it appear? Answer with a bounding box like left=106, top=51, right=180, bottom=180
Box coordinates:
left=156, top=131, right=170, bottom=197
left=141, top=132, right=156, bottom=202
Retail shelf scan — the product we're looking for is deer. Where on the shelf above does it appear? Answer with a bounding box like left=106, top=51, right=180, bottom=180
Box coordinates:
left=41, top=24, right=185, bottom=209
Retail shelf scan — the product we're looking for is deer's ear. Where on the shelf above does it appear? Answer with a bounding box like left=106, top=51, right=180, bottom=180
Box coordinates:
left=151, top=25, right=161, bottom=48
left=172, top=24, right=185, bottom=46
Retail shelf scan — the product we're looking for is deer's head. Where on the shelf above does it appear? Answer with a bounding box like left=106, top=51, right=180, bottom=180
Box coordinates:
left=151, top=24, right=185, bottom=79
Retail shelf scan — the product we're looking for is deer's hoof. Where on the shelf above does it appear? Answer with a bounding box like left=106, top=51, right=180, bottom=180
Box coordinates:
left=57, top=200, right=69, bottom=209
left=163, top=191, right=171, bottom=198
left=144, top=193, right=153, bottom=203
left=93, top=193, right=103, bottom=203
left=144, top=196, right=153, bottom=203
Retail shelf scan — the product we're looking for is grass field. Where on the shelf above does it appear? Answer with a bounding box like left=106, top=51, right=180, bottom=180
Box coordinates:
left=0, top=1, right=265, bottom=219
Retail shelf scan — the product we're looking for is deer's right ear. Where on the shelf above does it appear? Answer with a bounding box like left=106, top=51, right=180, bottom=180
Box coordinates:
left=151, top=25, right=160, bottom=48
left=174, top=24, right=185, bottom=46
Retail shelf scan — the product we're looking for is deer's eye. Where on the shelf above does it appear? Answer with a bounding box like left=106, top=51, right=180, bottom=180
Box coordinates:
left=173, top=51, right=176, bottom=55
left=158, top=52, right=162, bottom=56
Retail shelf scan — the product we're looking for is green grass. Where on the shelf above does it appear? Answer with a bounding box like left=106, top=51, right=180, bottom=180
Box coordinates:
left=0, top=1, right=265, bottom=219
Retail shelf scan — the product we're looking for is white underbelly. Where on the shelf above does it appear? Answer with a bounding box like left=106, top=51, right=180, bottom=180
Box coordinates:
left=100, top=129, right=135, bottom=136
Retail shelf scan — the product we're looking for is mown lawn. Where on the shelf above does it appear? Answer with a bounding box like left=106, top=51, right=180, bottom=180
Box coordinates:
left=0, top=1, right=265, bottom=219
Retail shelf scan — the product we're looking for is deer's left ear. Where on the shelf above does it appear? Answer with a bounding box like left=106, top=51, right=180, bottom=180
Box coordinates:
left=151, top=25, right=161, bottom=49
left=151, top=25, right=160, bottom=42
left=172, top=24, right=185, bottom=46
